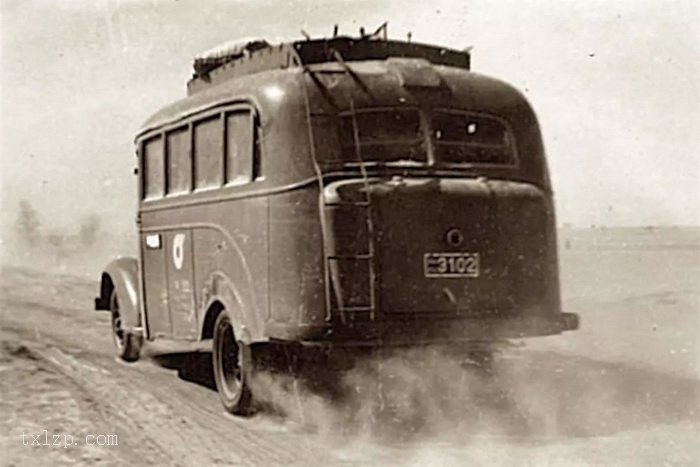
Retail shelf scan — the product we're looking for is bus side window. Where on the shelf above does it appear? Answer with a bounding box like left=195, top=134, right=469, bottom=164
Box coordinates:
left=194, top=115, right=224, bottom=190
left=143, top=136, right=164, bottom=200
left=165, top=126, right=191, bottom=195
left=225, top=110, right=256, bottom=185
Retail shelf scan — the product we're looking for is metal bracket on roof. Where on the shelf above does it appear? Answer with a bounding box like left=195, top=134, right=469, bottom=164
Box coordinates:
left=371, top=22, right=388, bottom=41
left=359, top=22, right=388, bottom=41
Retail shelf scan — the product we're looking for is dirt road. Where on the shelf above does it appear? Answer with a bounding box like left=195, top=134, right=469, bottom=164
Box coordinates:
left=1, top=228, right=699, bottom=466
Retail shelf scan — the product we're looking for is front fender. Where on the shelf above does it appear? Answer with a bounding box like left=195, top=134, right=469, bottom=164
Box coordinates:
left=95, top=257, right=142, bottom=333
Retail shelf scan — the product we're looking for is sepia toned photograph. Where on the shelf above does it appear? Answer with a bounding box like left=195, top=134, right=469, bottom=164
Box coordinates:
left=1, top=1, right=698, bottom=465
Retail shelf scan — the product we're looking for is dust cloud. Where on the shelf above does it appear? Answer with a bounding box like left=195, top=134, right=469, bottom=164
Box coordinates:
left=247, top=344, right=659, bottom=465
left=2, top=199, right=135, bottom=278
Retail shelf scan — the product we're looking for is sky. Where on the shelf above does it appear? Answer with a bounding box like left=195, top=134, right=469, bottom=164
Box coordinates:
left=1, top=0, right=699, bottom=238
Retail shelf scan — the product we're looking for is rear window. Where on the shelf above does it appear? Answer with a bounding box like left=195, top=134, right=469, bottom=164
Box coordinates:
left=433, top=112, right=515, bottom=165
left=225, top=110, right=255, bottom=184
left=338, top=108, right=425, bottom=163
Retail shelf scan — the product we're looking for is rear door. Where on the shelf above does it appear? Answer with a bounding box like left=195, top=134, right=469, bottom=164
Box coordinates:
left=141, top=232, right=171, bottom=337
left=165, top=230, right=198, bottom=339
left=374, top=178, right=507, bottom=316
left=140, top=135, right=172, bottom=337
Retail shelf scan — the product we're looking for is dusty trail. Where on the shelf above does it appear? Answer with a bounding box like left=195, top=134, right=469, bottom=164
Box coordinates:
left=0, top=268, right=336, bottom=466
left=1, top=231, right=699, bottom=467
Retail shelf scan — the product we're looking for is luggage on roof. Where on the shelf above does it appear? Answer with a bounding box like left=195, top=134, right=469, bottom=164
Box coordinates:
left=186, top=27, right=470, bottom=95
left=192, top=39, right=271, bottom=77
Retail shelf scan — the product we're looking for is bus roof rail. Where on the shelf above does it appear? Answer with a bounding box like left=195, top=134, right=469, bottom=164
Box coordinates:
left=186, top=31, right=470, bottom=95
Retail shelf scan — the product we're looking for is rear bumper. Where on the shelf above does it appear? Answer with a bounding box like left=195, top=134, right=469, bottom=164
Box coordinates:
left=266, top=312, right=580, bottom=347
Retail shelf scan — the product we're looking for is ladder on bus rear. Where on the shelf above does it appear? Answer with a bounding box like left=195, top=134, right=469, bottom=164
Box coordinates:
left=325, top=130, right=378, bottom=322
left=302, top=56, right=378, bottom=323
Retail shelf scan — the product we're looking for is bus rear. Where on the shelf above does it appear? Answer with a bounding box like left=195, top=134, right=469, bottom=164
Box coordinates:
left=301, top=58, right=578, bottom=347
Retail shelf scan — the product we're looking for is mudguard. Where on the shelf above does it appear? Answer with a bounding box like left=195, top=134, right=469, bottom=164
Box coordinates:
left=199, top=271, right=258, bottom=344
left=95, top=257, right=143, bottom=334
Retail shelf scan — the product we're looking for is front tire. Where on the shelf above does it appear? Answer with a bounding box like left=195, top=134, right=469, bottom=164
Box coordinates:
left=109, top=288, right=142, bottom=362
left=212, top=312, right=254, bottom=415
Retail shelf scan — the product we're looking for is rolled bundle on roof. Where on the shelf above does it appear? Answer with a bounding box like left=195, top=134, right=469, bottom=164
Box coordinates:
left=193, top=38, right=271, bottom=77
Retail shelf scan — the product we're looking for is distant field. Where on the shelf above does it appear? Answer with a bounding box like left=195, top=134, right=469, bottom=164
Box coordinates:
left=545, top=226, right=700, bottom=379
left=558, top=226, right=699, bottom=303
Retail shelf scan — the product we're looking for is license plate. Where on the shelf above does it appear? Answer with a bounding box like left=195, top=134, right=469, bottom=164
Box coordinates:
left=424, top=252, right=480, bottom=278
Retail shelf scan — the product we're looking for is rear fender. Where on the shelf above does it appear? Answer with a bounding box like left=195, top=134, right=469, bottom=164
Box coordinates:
left=199, top=272, right=256, bottom=344
left=95, top=257, right=143, bottom=334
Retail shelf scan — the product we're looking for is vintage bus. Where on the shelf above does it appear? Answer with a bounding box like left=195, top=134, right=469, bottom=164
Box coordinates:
left=95, top=32, right=579, bottom=414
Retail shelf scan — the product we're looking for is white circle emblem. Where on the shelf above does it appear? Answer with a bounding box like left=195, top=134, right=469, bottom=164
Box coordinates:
left=173, top=233, right=186, bottom=270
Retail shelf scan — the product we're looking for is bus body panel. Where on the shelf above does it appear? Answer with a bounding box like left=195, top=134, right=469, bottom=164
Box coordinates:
left=268, top=187, right=326, bottom=326
left=140, top=196, right=269, bottom=343
left=130, top=51, right=577, bottom=346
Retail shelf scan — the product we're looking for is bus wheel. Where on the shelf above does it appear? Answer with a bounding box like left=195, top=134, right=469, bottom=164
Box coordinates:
left=212, top=312, right=254, bottom=415
left=109, top=289, right=142, bottom=362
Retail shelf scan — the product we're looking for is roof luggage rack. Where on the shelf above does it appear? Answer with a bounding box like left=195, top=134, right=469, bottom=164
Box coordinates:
left=192, top=39, right=271, bottom=77
left=186, top=25, right=471, bottom=95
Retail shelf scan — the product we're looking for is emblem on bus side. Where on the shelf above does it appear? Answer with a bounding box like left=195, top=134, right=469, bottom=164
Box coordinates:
left=173, top=233, right=186, bottom=270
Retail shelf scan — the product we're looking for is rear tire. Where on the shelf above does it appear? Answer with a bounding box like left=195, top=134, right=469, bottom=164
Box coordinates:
left=109, top=288, right=142, bottom=362
left=212, top=312, right=254, bottom=415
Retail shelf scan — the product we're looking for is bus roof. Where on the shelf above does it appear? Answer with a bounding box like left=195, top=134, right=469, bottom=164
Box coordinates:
left=187, top=36, right=470, bottom=95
